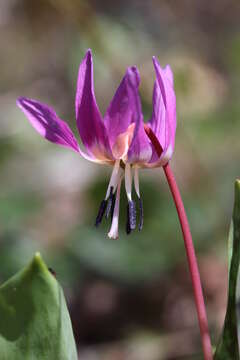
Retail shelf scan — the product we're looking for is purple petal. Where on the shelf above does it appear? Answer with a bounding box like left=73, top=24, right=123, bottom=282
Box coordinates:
left=153, top=58, right=176, bottom=149
left=104, top=67, right=140, bottom=149
left=149, top=81, right=167, bottom=150
left=17, top=97, right=80, bottom=152
left=147, top=57, right=176, bottom=165
left=75, top=49, right=113, bottom=161
left=164, top=64, right=174, bottom=86
left=126, top=67, right=152, bottom=164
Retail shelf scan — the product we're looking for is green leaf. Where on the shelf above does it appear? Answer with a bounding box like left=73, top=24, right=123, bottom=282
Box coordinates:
left=214, top=180, right=240, bottom=359
left=0, top=252, right=78, bottom=360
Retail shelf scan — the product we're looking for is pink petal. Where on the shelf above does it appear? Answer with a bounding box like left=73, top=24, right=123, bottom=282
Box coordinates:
left=17, top=97, right=80, bottom=152
left=75, top=49, right=113, bottom=161
left=164, top=64, right=174, bottom=86
left=146, top=57, right=176, bottom=166
left=126, top=67, right=152, bottom=164
left=104, top=67, right=140, bottom=150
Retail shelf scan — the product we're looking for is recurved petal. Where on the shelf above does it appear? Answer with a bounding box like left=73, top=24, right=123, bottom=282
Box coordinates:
left=152, top=57, right=176, bottom=152
left=149, top=81, right=167, bottom=150
left=164, top=64, right=174, bottom=86
left=145, top=57, right=176, bottom=167
left=126, top=68, right=152, bottom=164
left=104, top=66, right=140, bottom=149
left=17, top=97, right=80, bottom=152
left=75, top=49, right=113, bottom=162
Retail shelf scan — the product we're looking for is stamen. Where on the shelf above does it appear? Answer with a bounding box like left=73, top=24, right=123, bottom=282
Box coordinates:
left=138, top=197, right=143, bottom=231
left=134, top=167, right=143, bottom=231
left=125, top=163, right=136, bottom=233
left=125, top=163, right=132, bottom=202
left=105, top=186, right=114, bottom=219
left=108, top=176, right=122, bottom=239
left=134, top=166, right=140, bottom=198
left=126, top=205, right=131, bottom=235
left=110, top=193, right=116, bottom=221
left=127, top=200, right=136, bottom=230
left=95, top=199, right=107, bottom=227
left=105, top=160, right=120, bottom=199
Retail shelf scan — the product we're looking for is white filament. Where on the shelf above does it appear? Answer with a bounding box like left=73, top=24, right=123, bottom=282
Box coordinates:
left=134, top=166, right=140, bottom=198
left=105, top=160, right=120, bottom=199
left=108, top=176, right=122, bottom=239
left=124, top=163, right=132, bottom=202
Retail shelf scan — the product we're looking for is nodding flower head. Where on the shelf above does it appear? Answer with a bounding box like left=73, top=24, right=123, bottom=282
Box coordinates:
left=17, top=49, right=176, bottom=239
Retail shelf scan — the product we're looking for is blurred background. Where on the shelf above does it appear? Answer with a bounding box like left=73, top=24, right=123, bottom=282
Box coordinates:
left=0, top=0, right=240, bottom=358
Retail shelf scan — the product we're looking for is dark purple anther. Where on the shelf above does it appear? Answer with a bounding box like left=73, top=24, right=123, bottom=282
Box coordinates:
left=105, top=186, right=114, bottom=219
left=138, top=197, right=143, bottom=231
left=126, top=204, right=131, bottom=235
left=128, top=200, right=136, bottom=230
left=95, top=199, right=107, bottom=227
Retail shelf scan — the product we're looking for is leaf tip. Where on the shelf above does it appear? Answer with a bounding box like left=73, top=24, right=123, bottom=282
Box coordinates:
left=235, top=178, right=240, bottom=191
left=234, top=179, right=240, bottom=209
left=34, top=251, right=41, bottom=259
left=32, top=251, right=44, bottom=265
left=29, top=252, right=50, bottom=278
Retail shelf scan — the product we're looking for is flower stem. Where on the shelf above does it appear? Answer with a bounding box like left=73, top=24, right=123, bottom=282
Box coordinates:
left=163, top=163, right=213, bottom=360
left=144, top=125, right=212, bottom=359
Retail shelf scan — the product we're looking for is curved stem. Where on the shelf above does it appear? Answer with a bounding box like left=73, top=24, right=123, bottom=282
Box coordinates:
left=164, top=163, right=213, bottom=360
left=144, top=125, right=212, bottom=359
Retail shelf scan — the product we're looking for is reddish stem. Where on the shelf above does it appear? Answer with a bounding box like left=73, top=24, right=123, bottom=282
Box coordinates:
left=163, top=164, right=213, bottom=359
left=145, top=125, right=213, bottom=360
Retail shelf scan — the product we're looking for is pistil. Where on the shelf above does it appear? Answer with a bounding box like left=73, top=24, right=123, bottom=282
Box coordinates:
left=96, top=161, right=142, bottom=236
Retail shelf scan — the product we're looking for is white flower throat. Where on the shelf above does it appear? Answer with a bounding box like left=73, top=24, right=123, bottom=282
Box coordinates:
left=95, top=160, right=143, bottom=239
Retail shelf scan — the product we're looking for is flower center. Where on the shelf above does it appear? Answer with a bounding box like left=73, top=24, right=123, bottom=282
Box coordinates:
left=112, top=123, right=135, bottom=162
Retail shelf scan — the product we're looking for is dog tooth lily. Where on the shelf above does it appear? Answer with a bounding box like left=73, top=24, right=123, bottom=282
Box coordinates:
left=17, top=49, right=176, bottom=239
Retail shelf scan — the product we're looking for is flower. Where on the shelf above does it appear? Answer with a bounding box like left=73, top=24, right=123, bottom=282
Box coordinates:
left=17, top=49, right=176, bottom=239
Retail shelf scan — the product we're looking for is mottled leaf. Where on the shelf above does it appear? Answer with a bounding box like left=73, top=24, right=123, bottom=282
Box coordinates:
left=0, top=253, right=78, bottom=360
